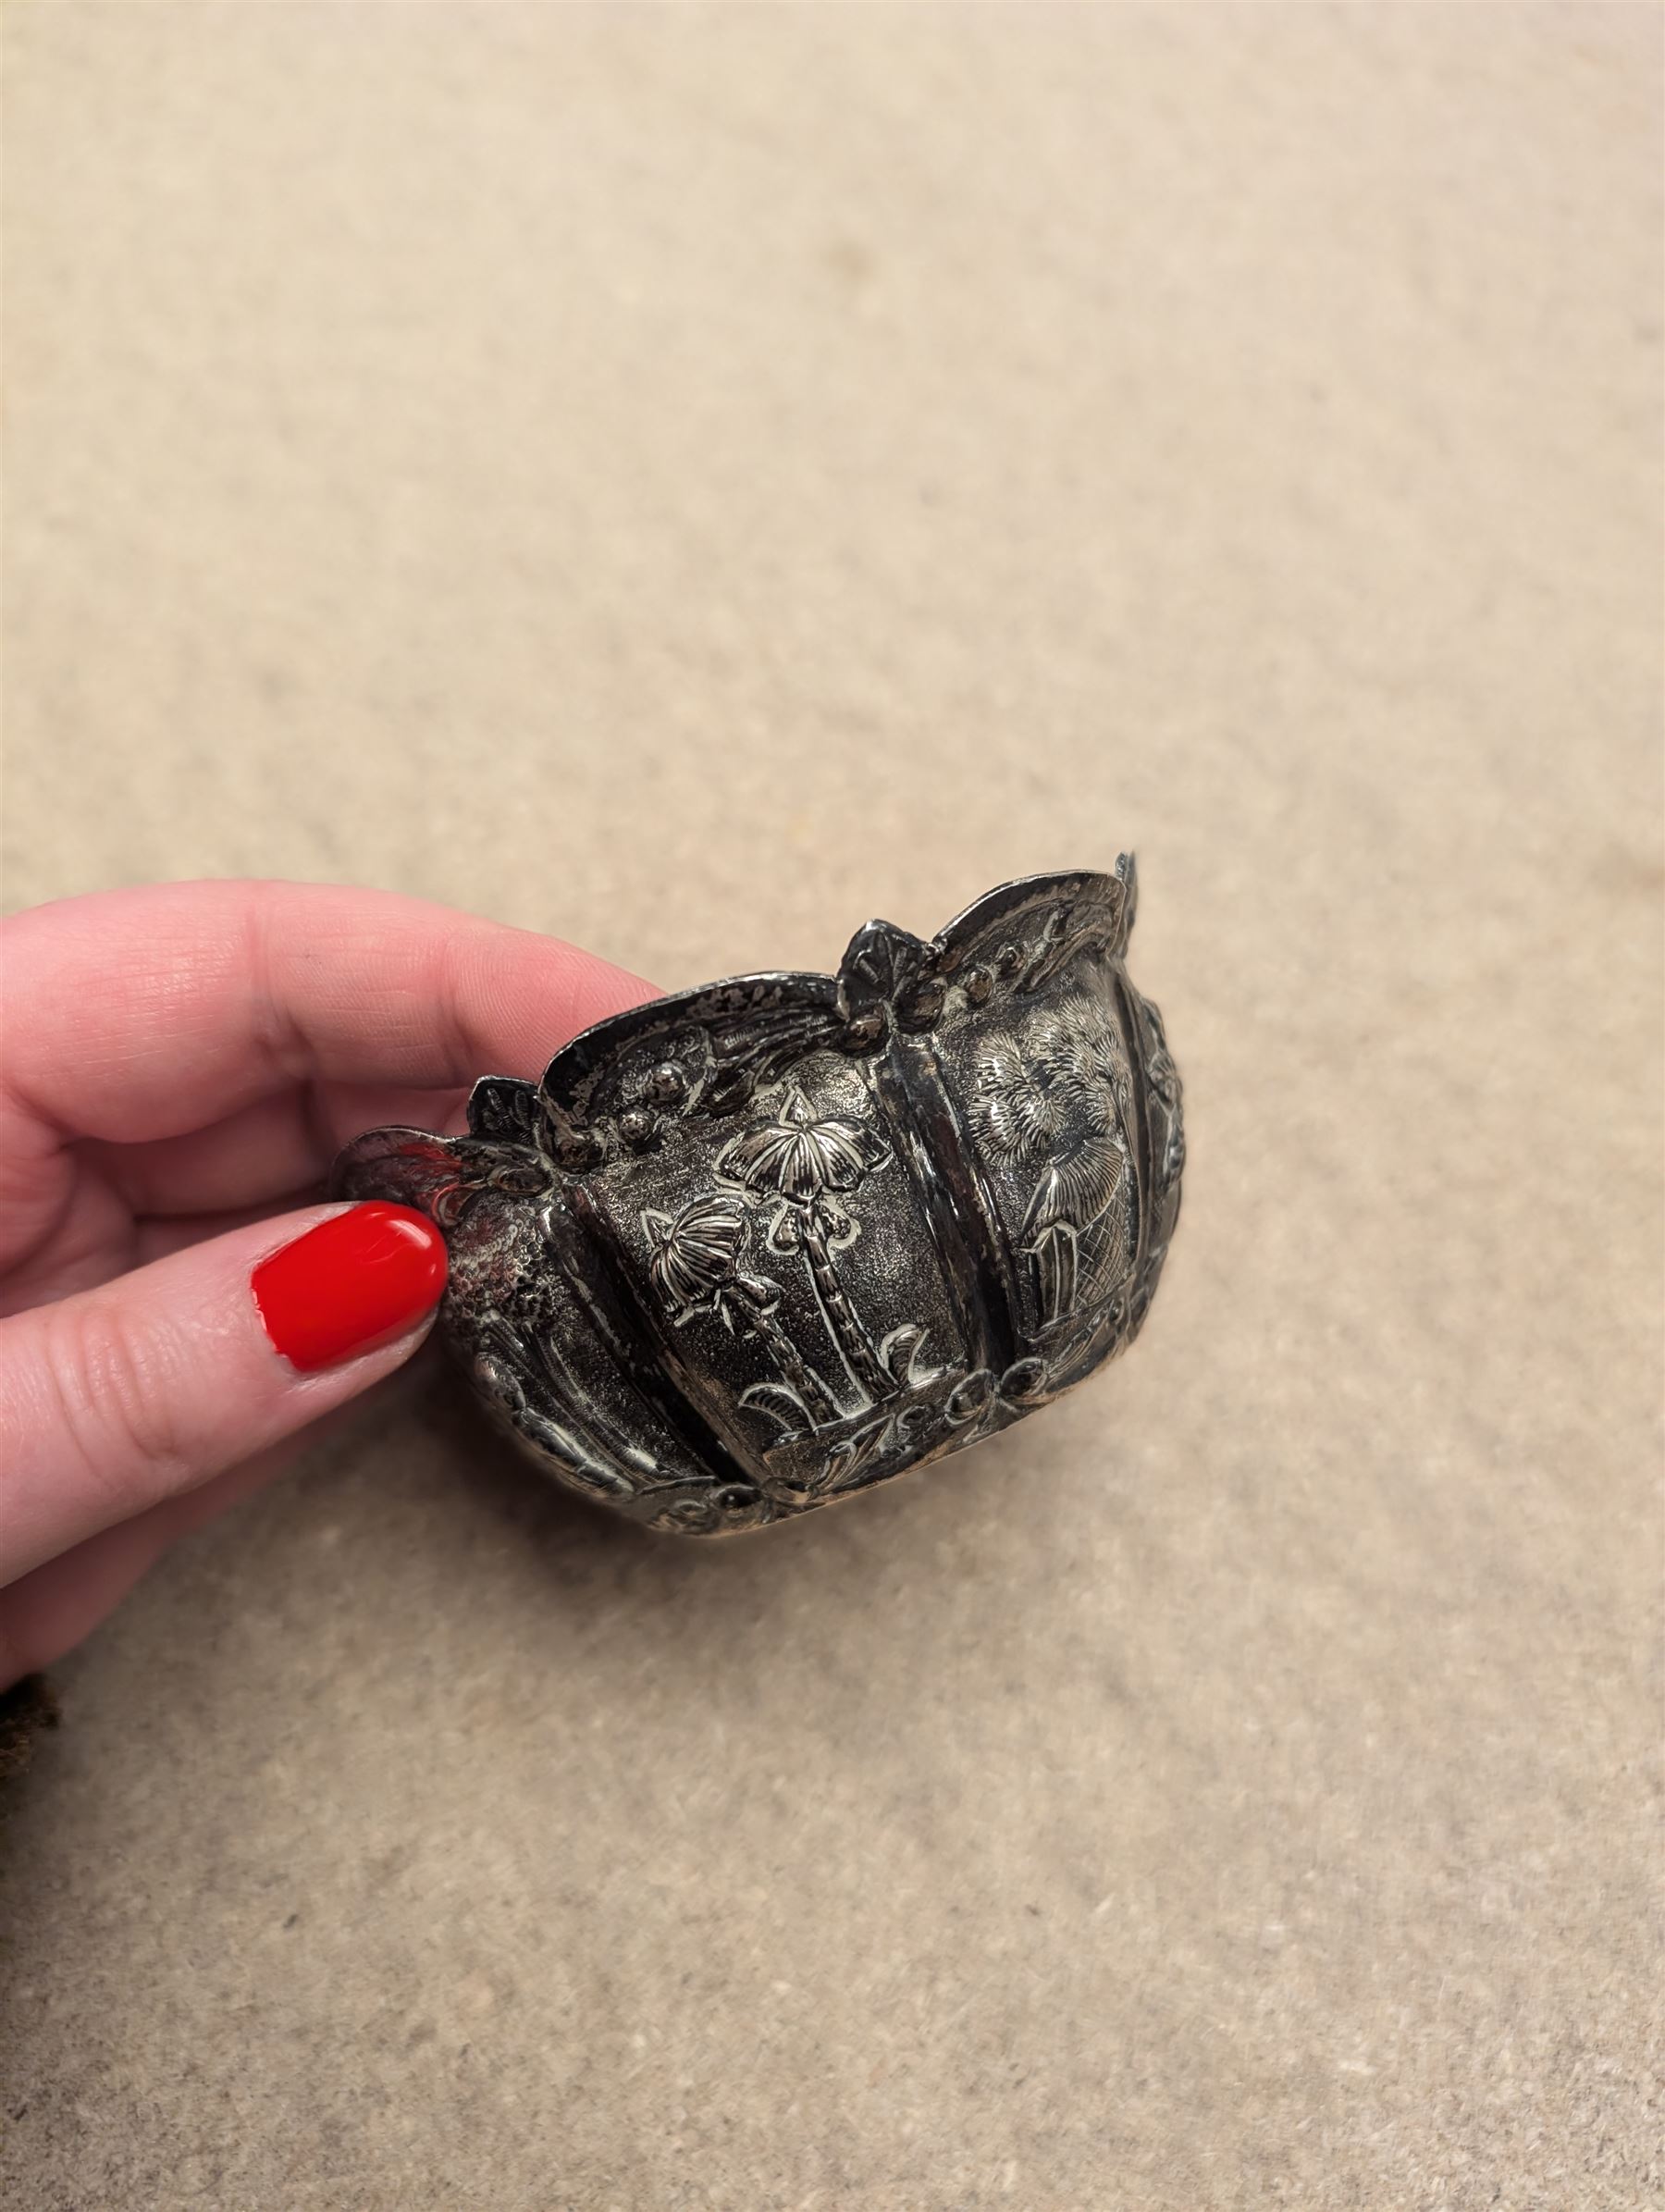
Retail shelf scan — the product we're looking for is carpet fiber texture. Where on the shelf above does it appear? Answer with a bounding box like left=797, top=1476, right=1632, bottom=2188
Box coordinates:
left=2, top=8, right=1660, bottom=2207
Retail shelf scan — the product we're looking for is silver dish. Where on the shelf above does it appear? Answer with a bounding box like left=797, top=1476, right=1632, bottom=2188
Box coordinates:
left=332, top=862, right=1183, bottom=1533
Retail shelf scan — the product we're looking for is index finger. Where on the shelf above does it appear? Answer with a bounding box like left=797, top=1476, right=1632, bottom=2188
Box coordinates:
left=0, top=879, right=655, bottom=1145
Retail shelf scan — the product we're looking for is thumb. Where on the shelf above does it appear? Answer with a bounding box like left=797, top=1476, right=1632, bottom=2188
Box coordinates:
left=0, top=1202, right=448, bottom=1588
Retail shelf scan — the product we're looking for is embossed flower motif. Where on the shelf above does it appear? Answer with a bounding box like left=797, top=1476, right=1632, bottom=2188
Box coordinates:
left=974, top=995, right=1134, bottom=1323
left=643, top=1189, right=841, bottom=1424
left=975, top=997, right=1128, bottom=1222
left=719, top=1086, right=892, bottom=1403
left=719, top=1086, right=889, bottom=1205
left=644, top=1193, right=748, bottom=1316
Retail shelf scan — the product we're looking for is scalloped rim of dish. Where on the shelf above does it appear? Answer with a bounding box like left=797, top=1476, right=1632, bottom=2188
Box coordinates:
left=509, top=859, right=1136, bottom=1127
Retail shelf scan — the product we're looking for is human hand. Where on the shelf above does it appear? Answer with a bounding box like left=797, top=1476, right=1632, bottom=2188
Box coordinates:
left=0, top=880, right=651, bottom=1686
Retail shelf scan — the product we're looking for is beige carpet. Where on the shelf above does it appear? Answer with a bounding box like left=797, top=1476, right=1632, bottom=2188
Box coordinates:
left=3, top=7, right=1660, bottom=2206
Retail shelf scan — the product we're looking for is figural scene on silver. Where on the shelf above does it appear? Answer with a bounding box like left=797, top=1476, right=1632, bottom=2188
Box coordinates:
left=332, top=863, right=1184, bottom=1535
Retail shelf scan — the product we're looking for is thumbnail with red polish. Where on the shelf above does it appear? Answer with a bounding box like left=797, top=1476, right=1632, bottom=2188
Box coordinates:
left=252, top=1202, right=448, bottom=1373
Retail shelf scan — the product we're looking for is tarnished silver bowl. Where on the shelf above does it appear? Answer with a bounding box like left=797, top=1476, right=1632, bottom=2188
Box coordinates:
left=332, top=862, right=1183, bottom=1533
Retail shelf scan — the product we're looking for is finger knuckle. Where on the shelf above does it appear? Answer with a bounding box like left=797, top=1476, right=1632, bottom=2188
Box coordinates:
left=43, top=1297, right=189, bottom=1502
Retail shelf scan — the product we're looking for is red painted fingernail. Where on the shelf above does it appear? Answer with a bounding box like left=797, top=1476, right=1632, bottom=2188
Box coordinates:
left=252, top=1203, right=448, bottom=1373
